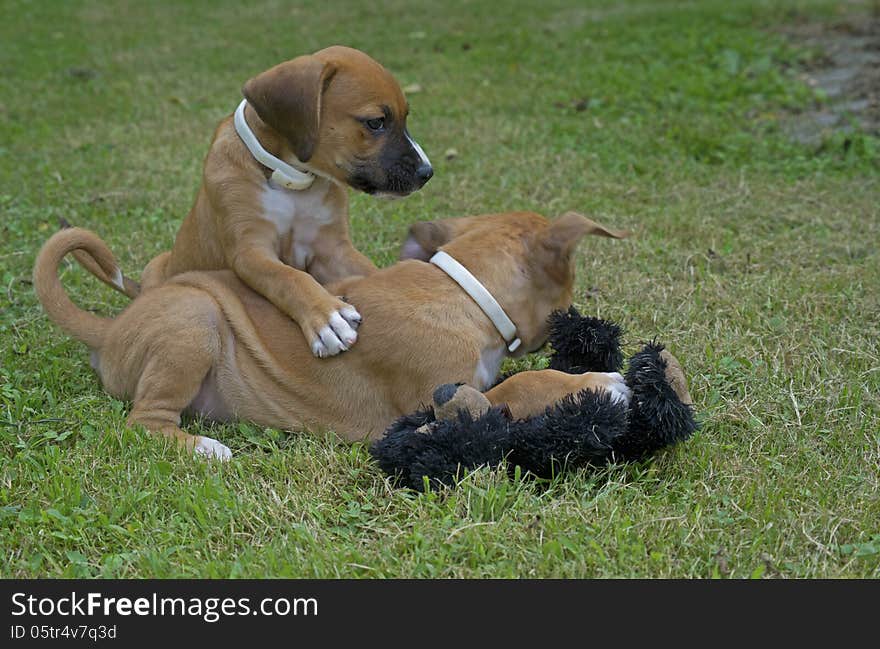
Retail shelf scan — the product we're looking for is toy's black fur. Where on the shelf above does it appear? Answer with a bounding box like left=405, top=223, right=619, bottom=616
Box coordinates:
left=618, top=342, right=699, bottom=460
left=505, top=389, right=629, bottom=478
left=487, top=308, right=624, bottom=389
left=548, top=306, right=624, bottom=374
left=370, top=310, right=698, bottom=490
left=372, top=407, right=511, bottom=491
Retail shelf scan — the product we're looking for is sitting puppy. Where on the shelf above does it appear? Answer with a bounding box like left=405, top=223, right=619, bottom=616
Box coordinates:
left=74, top=46, right=432, bottom=358
left=34, top=211, right=627, bottom=459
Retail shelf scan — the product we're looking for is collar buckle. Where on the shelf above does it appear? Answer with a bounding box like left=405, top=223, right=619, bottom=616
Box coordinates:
left=234, top=100, right=315, bottom=191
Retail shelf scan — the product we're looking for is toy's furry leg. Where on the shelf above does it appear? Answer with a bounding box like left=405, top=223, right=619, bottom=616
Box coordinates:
left=505, top=388, right=629, bottom=478
left=548, top=307, right=624, bottom=373
left=613, top=343, right=698, bottom=461
left=370, top=408, right=511, bottom=491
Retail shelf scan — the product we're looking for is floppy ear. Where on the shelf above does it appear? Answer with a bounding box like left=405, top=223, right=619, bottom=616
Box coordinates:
left=533, top=212, right=630, bottom=281
left=400, top=221, right=454, bottom=261
left=242, top=55, right=337, bottom=163
left=548, top=211, right=630, bottom=244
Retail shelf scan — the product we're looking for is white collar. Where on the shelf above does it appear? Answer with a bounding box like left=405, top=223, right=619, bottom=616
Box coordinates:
left=430, top=250, right=522, bottom=353
left=233, top=99, right=315, bottom=191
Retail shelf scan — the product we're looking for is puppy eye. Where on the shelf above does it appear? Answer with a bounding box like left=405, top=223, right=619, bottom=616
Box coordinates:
left=364, top=117, right=385, bottom=131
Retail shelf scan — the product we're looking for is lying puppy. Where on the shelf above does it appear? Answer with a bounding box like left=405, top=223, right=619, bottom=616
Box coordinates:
left=75, top=46, right=432, bottom=358
left=34, top=211, right=627, bottom=460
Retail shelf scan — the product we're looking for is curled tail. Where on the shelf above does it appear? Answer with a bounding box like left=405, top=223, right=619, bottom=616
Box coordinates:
left=59, top=218, right=141, bottom=298
left=33, top=227, right=119, bottom=349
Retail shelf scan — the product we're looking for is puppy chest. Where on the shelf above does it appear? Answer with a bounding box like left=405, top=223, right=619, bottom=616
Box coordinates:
left=261, top=183, right=335, bottom=270
left=473, top=346, right=507, bottom=390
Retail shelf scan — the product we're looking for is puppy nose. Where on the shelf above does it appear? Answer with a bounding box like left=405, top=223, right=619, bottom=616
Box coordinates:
left=417, top=163, right=434, bottom=183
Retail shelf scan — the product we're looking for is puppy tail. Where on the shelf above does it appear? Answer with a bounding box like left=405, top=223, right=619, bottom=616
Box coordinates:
left=59, top=218, right=141, bottom=299
left=33, top=227, right=117, bottom=349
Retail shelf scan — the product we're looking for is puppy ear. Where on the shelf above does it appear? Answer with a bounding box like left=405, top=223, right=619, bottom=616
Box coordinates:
left=399, top=221, right=453, bottom=261
left=549, top=211, right=630, bottom=244
left=533, top=212, right=629, bottom=281
left=242, top=56, right=337, bottom=163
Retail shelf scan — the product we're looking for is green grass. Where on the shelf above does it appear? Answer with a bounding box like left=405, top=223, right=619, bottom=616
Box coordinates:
left=2, top=0, right=878, bottom=578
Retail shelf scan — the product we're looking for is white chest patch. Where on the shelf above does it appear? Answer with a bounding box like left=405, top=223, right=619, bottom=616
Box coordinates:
left=473, top=345, right=507, bottom=390
left=260, top=178, right=336, bottom=270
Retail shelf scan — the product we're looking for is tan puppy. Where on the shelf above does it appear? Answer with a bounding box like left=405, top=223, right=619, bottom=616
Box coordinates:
left=34, top=211, right=627, bottom=459
left=78, top=46, right=432, bottom=359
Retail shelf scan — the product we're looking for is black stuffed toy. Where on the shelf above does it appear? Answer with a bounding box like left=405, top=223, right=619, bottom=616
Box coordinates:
left=370, top=307, right=698, bottom=490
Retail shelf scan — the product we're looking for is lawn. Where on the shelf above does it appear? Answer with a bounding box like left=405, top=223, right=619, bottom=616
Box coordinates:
left=1, top=0, right=878, bottom=578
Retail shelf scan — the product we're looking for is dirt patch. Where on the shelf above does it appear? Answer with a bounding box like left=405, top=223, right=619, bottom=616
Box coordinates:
left=780, top=13, right=880, bottom=144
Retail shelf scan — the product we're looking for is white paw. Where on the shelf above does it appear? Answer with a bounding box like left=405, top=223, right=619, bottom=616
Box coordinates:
left=310, top=308, right=361, bottom=358
left=339, top=304, right=362, bottom=328
left=603, top=372, right=632, bottom=407
left=111, top=267, right=124, bottom=290
left=194, top=436, right=232, bottom=461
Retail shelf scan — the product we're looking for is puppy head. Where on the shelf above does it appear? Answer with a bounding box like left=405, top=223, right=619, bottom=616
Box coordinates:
left=402, top=211, right=629, bottom=354
left=242, top=46, right=432, bottom=196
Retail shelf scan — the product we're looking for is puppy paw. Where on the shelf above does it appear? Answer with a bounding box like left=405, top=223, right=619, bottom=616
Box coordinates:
left=338, top=303, right=362, bottom=329
left=602, top=372, right=632, bottom=407
left=194, top=435, right=232, bottom=461
left=308, top=301, right=362, bottom=358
